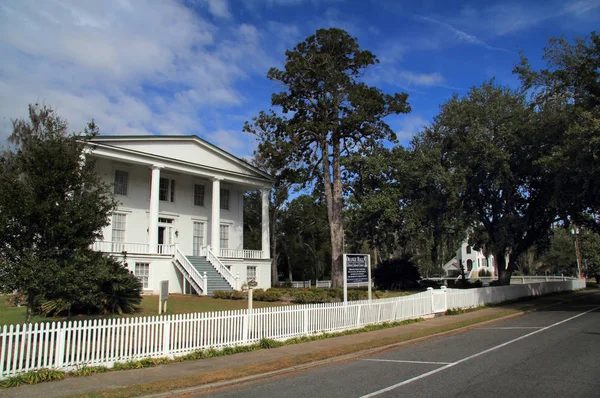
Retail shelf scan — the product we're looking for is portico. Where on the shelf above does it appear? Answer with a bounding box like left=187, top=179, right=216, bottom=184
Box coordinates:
left=88, top=135, right=273, bottom=294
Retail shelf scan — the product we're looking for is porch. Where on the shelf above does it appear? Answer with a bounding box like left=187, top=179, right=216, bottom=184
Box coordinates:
left=92, top=241, right=264, bottom=259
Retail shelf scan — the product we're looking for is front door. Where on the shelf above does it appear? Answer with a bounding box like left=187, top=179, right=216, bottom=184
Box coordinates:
left=158, top=218, right=174, bottom=253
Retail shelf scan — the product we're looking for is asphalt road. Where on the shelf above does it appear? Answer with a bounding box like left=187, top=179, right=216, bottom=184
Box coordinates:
left=198, top=292, right=600, bottom=398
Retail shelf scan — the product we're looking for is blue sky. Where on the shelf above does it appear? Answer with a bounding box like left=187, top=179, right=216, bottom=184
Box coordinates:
left=1, top=0, right=599, bottom=158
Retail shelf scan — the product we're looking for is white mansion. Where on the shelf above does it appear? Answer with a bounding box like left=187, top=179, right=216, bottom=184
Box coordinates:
left=88, top=135, right=273, bottom=295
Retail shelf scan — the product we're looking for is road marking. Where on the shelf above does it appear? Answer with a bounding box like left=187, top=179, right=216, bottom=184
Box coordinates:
left=480, top=327, right=543, bottom=330
left=361, top=359, right=452, bottom=365
left=360, top=306, right=600, bottom=398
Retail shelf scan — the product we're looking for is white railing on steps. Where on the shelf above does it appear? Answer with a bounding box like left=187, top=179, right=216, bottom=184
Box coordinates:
left=205, top=246, right=239, bottom=290
left=174, top=248, right=207, bottom=295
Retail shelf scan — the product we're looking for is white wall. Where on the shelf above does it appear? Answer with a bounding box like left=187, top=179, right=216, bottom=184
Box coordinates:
left=120, top=254, right=183, bottom=294
left=222, top=258, right=272, bottom=289
left=93, top=157, right=245, bottom=254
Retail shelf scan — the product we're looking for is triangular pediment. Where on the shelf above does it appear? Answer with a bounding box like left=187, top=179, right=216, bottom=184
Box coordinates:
left=90, top=135, right=272, bottom=182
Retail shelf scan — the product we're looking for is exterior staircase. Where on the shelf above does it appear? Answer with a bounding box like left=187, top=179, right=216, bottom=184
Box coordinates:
left=187, top=256, right=234, bottom=295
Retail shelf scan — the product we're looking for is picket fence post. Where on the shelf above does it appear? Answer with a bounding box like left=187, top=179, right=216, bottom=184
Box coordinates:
left=427, top=287, right=434, bottom=312
left=55, top=323, right=66, bottom=368
left=356, top=304, right=362, bottom=327
left=440, top=285, right=448, bottom=312
left=163, top=316, right=171, bottom=357
left=303, top=307, right=309, bottom=335
left=242, top=311, right=249, bottom=343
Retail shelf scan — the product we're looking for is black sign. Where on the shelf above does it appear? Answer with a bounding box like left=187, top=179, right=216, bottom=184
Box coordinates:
left=345, top=254, right=369, bottom=283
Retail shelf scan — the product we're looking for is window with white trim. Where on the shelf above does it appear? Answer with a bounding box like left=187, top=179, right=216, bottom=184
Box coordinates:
left=114, top=170, right=129, bottom=196
left=193, top=184, right=205, bottom=207
left=135, top=263, right=149, bottom=289
left=220, top=188, right=230, bottom=210
left=220, top=224, right=229, bottom=249
left=111, top=213, right=126, bottom=242
left=247, top=266, right=257, bottom=282
left=159, top=178, right=176, bottom=202
left=193, top=221, right=205, bottom=256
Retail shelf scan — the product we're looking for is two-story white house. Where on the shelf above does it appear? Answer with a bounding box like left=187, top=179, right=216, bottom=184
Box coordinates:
left=443, top=241, right=495, bottom=279
left=87, top=135, right=273, bottom=295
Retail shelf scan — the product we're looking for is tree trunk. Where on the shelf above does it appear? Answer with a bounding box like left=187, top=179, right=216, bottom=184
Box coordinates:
left=25, top=295, right=33, bottom=323
left=324, top=138, right=345, bottom=288
left=496, top=253, right=512, bottom=285
left=271, top=224, right=279, bottom=285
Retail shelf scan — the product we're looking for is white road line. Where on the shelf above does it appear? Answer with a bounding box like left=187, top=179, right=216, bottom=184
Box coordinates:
left=480, top=327, right=543, bottom=330
left=361, top=359, right=452, bottom=365
left=360, top=306, right=600, bottom=398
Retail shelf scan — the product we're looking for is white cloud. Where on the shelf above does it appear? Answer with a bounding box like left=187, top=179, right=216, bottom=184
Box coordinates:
left=204, top=129, right=257, bottom=157
left=398, top=71, right=445, bottom=87
left=394, top=114, right=429, bottom=141
left=0, top=0, right=270, bottom=155
left=415, top=16, right=512, bottom=53
left=454, top=1, right=600, bottom=38
left=203, top=0, right=232, bottom=19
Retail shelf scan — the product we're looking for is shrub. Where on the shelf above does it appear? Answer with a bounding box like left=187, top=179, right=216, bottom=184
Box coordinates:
left=212, top=290, right=233, bottom=299
left=254, top=289, right=283, bottom=302
left=40, top=252, right=142, bottom=316
left=373, top=255, right=421, bottom=290
left=231, top=290, right=246, bottom=300
left=347, top=289, right=368, bottom=301
left=327, top=288, right=343, bottom=300
left=291, top=289, right=329, bottom=304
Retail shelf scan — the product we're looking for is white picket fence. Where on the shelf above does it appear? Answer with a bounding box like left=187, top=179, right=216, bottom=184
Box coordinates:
left=0, top=279, right=584, bottom=379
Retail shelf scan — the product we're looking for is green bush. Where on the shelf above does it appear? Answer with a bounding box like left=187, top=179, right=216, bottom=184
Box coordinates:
left=254, top=289, right=283, bottom=302
left=327, top=288, right=343, bottom=300
left=347, top=289, right=368, bottom=301
left=478, top=269, right=491, bottom=277
left=373, top=255, right=421, bottom=290
left=40, top=252, right=142, bottom=316
left=231, top=290, right=246, bottom=300
left=212, top=290, right=232, bottom=299
left=291, top=289, right=329, bottom=304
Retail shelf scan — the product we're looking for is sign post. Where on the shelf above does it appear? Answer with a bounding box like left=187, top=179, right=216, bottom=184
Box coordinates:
left=343, top=254, right=371, bottom=303
left=159, top=280, right=169, bottom=314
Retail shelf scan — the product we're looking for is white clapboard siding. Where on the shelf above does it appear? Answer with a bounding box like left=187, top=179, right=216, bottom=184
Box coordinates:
left=0, top=279, right=584, bottom=379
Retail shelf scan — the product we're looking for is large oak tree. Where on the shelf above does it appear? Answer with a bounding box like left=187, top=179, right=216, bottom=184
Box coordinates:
left=244, top=28, right=410, bottom=287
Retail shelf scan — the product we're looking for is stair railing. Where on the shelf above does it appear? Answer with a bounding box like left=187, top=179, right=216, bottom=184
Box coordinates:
left=206, top=246, right=238, bottom=290
left=174, top=247, right=208, bottom=295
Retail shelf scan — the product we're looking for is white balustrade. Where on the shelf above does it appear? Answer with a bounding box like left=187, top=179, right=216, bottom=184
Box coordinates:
left=218, top=248, right=264, bottom=259
left=92, top=241, right=149, bottom=254
left=173, top=247, right=207, bottom=295
left=206, top=247, right=238, bottom=289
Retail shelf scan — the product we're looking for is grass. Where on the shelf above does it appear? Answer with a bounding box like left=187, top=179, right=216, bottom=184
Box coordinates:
left=0, top=294, right=290, bottom=327
left=0, top=288, right=418, bottom=326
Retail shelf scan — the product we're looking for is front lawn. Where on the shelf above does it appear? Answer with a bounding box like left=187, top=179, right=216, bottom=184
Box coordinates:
left=0, top=294, right=290, bottom=327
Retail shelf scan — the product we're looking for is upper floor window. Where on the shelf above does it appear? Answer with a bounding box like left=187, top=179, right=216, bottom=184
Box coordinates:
left=220, top=188, right=230, bottom=210
left=114, top=170, right=129, bottom=196
left=159, top=178, right=176, bottom=202
left=111, top=213, right=126, bottom=242
left=220, top=224, right=229, bottom=249
left=194, top=184, right=205, bottom=207
left=466, top=245, right=472, bottom=254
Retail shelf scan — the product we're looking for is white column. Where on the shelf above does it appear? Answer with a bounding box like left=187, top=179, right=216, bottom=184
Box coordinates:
left=148, top=165, right=161, bottom=253
left=211, top=178, right=221, bottom=255
left=261, top=187, right=270, bottom=259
